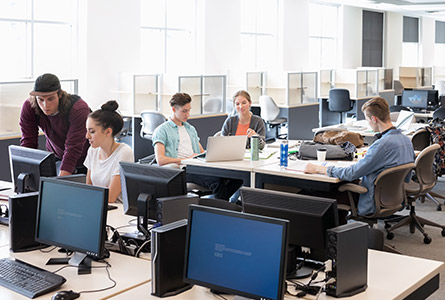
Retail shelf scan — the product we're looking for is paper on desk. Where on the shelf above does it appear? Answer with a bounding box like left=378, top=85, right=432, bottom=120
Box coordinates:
left=285, top=160, right=356, bottom=173
left=244, top=149, right=277, bottom=160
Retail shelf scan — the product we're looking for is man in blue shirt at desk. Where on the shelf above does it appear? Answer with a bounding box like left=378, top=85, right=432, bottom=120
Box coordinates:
left=152, top=92, right=233, bottom=200
left=304, top=96, right=415, bottom=217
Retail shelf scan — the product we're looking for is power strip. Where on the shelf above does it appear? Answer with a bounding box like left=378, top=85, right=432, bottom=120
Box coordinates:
left=105, top=241, right=138, bottom=257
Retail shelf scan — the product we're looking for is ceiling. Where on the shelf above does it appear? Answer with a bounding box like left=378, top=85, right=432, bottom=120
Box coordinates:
left=323, top=0, right=445, bottom=20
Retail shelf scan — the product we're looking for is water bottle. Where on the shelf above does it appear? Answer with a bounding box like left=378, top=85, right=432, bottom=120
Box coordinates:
left=280, top=139, right=288, bottom=167
left=250, top=136, right=259, bottom=161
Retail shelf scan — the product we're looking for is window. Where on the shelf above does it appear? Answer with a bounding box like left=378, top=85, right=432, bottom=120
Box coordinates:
left=240, top=0, right=278, bottom=71
left=140, top=0, right=197, bottom=74
left=308, top=2, right=338, bottom=70
left=0, top=0, right=78, bottom=80
left=402, top=16, right=419, bottom=66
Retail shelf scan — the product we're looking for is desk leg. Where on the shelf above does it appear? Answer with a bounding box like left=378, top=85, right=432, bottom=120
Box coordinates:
left=250, top=172, right=255, bottom=188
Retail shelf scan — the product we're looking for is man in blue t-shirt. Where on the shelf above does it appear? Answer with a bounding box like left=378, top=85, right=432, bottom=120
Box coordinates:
left=152, top=93, right=235, bottom=200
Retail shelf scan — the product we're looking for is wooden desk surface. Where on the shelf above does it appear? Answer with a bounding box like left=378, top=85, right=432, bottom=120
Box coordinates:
left=108, top=250, right=444, bottom=300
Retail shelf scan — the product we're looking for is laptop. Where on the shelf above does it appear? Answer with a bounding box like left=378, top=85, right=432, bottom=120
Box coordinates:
left=196, top=136, right=247, bottom=162
left=395, top=110, right=415, bottom=131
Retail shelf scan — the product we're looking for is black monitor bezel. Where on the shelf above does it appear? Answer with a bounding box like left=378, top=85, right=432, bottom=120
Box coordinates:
left=119, top=162, right=187, bottom=221
left=183, top=204, right=289, bottom=300
left=35, top=177, right=109, bottom=259
left=401, top=90, right=428, bottom=110
left=8, top=145, right=57, bottom=193
left=240, top=187, right=339, bottom=253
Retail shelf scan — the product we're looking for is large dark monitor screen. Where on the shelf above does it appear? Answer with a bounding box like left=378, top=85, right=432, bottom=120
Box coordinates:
left=9, top=145, right=57, bottom=193
left=184, top=205, right=288, bottom=300
left=240, top=187, right=339, bottom=279
left=401, top=90, right=428, bottom=110
left=35, top=177, right=108, bottom=273
left=119, top=162, right=187, bottom=240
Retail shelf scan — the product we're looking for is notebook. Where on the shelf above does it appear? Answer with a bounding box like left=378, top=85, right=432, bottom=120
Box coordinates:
left=196, top=136, right=247, bottom=162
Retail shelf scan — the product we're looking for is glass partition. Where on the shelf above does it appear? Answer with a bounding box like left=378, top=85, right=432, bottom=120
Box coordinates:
left=178, top=75, right=226, bottom=115
left=287, top=72, right=318, bottom=105
left=246, top=72, right=266, bottom=104
left=118, top=73, right=160, bottom=115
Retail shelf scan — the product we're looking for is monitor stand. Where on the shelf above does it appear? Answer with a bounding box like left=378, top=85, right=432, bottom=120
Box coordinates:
left=47, top=252, right=92, bottom=275
left=16, top=172, right=30, bottom=194
left=120, top=193, right=152, bottom=250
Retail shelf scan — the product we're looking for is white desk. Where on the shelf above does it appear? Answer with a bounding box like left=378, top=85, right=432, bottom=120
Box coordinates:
left=0, top=245, right=151, bottom=300
left=108, top=250, right=444, bottom=300
left=182, top=150, right=278, bottom=188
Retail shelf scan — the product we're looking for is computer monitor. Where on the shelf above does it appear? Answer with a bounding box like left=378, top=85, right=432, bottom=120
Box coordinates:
left=401, top=90, right=428, bottom=111
left=240, top=187, right=339, bottom=279
left=184, top=205, right=288, bottom=300
left=8, top=145, right=57, bottom=193
left=35, top=177, right=109, bottom=274
left=119, top=162, right=187, bottom=241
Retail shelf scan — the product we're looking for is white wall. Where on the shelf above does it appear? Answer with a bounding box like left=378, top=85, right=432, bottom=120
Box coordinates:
left=339, top=6, right=362, bottom=69
left=385, top=12, right=403, bottom=78
left=74, top=2, right=441, bottom=112
left=78, top=0, right=140, bottom=112
left=420, top=17, right=435, bottom=67
left=279, top=0, right=309, bottom=71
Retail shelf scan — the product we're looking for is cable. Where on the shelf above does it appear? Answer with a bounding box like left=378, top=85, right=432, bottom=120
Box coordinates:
left=135, top=239, right=151, bottom=258
left=315, top=278, right=336, bottom=300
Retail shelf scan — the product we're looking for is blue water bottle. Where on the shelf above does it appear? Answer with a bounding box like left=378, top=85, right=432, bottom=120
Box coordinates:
left=280, top=139, right=288, bottom=168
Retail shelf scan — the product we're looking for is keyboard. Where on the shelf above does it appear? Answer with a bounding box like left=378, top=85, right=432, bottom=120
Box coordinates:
left=0, top=258, right=66, bottom=298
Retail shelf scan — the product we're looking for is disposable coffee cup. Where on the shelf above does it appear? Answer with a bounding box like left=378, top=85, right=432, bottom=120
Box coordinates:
left=317, top=148, right=327, bottom=162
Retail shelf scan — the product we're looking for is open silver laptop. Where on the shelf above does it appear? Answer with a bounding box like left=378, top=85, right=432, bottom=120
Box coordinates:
left=197, top=135, right=247, bottom=162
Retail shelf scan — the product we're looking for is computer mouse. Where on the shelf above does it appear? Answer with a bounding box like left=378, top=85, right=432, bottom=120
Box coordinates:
left=51, top=290, right=80, bottom=300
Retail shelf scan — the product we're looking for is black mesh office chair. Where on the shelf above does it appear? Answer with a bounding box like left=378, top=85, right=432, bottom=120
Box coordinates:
left=328, top=88, right=354, bottom=124
left=138, top=111, right=167, bottom=164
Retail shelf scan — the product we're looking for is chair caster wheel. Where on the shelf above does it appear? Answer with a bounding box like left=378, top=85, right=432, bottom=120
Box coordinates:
left=423, top=236, right=432, bottom=244
left=437, top=205, right=442, bottom=211
left=441, top=229, right=445, bottom=237
left=386, top=232, right=394, bottom=240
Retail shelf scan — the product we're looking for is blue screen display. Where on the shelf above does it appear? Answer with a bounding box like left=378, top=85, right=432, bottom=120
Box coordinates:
left=401, top=90, right=428, bottom=109
left=37, top=180, right=105, bottom=255
left=186, top=209, right=285, bottom=300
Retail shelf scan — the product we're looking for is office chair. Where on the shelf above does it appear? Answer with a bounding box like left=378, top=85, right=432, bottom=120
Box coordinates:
left=328, top=88, right=354, bottom=124
left=337, top=163, right=414, bottom=252
left=138, top=111, right=167, bottom=164
left=410, top=129, right=442, bottom=211
left=259, top=95, right=287, bottom=140
left=203, top=98, right=222, bottom=114
left=432, top=107, right=445, bottom=121
left=338, top=163, right=414, bottom=225
left=385, top=144, right=445, bottom=244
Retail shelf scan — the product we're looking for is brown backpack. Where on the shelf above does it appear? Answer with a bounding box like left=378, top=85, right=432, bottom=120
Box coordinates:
left=314, top=129, right=364, bottom=148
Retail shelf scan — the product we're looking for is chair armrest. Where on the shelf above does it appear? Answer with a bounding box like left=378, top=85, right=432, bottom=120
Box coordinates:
left=338, top=183, right=367, bottom=194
